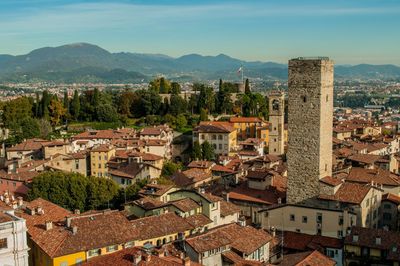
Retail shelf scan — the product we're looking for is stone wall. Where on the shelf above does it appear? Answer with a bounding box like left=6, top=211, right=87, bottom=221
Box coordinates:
left=286, top=58, right=334, bottom=204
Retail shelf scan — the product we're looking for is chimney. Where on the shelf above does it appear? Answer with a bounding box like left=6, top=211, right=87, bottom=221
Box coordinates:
left=72, top=226, right=78, bottom=235
left=17, top=197, right=23, bottom=206
left=74, top=209, right=81, bottom=215
left=36, top=206, right=43, bottom=214
left=45, top=221, right=53, bottom=231
left=238, top=216, right=246, bottom=227
left=132, top=252, right=142, bottom=265
left=66, top=217, right=72, bottom=227
left=270, top=226, right=276, bottom=237
left=145, top=254, right=151, bottom=262
left=184, top=257, right=191, bottom=266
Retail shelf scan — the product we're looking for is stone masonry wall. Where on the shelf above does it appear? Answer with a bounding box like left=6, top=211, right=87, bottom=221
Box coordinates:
left=268, top=92, right=285, bottom=155
left=286, top=58, right=334, bottom=204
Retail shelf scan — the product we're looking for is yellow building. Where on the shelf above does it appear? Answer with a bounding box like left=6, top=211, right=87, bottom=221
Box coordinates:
left=230, top=117, right=266, bottom=141
left=193, top=121, right=237, bottom=156
left=90, top=145, right=115, bottom=177
left=19, top=198, right=201, bottom=266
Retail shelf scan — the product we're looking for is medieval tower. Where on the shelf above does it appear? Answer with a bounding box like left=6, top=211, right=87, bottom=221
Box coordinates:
left=286, top=57, right=334, bottom=204
left=268, top=91, right=285, bottom=155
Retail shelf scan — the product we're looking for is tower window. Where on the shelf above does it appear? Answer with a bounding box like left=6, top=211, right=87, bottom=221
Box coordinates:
left=326, top=95, right=329, bottom=102
left=302, top=96, right=307, bottom=103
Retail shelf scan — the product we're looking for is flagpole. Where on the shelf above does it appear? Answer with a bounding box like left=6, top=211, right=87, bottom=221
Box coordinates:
left=241, top=65, right=244, bottom=84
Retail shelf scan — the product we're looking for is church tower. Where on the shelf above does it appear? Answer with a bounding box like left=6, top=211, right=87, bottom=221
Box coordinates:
left=286, top=57, right=334, bottom=204
left=268, top=92, right=285, bottom=155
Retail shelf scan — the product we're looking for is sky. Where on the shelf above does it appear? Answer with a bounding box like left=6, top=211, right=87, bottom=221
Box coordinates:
left=0, top=0, right=399, bottom=65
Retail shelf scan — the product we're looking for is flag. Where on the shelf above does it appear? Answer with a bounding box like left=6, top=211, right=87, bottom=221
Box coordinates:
left=237, top=66, right=243, bottom=75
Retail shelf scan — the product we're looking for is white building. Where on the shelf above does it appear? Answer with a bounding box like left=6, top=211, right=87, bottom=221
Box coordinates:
left=0, top=209, right=29, bottom=266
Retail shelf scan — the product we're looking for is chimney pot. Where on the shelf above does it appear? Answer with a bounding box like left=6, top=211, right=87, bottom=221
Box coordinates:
left=45, top=221, right=53, bottom=231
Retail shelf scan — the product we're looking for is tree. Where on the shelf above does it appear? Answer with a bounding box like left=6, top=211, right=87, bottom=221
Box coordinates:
left=162, top=161, right=182, bottom=177
left=171, top=82, right=181, bottom=94
left=245, top=78, right=251, bottom=94
left=41, top=90, right=51, bottom=118
left=96, top=104, right=119, bottom=122
left=49, top=99, right=66, bottom=126
left=63, top=91, right=70, bottom=115
left=169, top=95, right=187, bottom=116
left=175, top=114, right=187, bottom=131
left=201, top=141, right=215, bottom=161
left=200, top=108, right=208, bottom=121
left=19, top=117, right=40, bottom=140
left=38, top=119, right=53, bottom=139
left=28, top=172, right=88, bottom=211
left=70, top=90, right=80, bottom=121
left=149, top=77, right=171, bottom=94
left=86, top=175, right=119, bottom=210
left=192, top=141, right=202, bottom=160
left=2, top=97, right=33, bottom=127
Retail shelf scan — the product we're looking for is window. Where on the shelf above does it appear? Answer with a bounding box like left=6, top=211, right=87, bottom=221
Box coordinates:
left=213, top=144, right=217, bottom=149
left=384, top=204, right=392, bottom=210
left=317, top=213, right=322, bottom=223
left=0, top=238, right=7, bottom=249
left=366, top=199, right=370, bottom=207
left=60, top=262, right=67, bottom=266
left=98, top=155, right=101, bottom=160
left=201, top=135, right=205, bottom=140
left=218, top=135, right=223, bottom=140
left=98, top=163, right=101, bottom=168
left=219, top=144, right=222, bottom=150
left=290, top=214, right=295, bottom=221
left=337, top=230, right=343, bottom=238
left=302, top=96, right=307, bottom=103
left=88, top=249, right=101, bottom=257
left=125, top=241, right=134, bottom=248
left=383, top=213, right=392, bottom=220
left=326, top=95, right=329, bottom=102
left=212, top=134, right=216, bottom=140
left=302, top=216, right=308, bottom=223
left=327, top=250, right=334, bottom=258
left=75, top=258, right=83, bottom=265
left=338, top=216, right=343, bottom=225
left=104, top=155, right=107, bottom=160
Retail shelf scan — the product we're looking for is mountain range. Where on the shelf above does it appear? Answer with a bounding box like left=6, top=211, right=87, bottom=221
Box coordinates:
left=0, top=43, right=399, bottom=83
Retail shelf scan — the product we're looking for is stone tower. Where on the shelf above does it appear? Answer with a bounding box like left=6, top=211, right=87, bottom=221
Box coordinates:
left=268, top=91, right=285, bottom=155
left=286, top=57, right=334, bottom=204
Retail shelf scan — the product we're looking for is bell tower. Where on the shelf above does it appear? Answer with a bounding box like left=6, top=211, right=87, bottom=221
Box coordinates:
left=268, top=91, right=285, bottom=155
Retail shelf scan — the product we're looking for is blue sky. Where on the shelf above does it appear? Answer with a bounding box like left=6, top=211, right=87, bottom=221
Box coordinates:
left=0, top=0, right=399, bottom=65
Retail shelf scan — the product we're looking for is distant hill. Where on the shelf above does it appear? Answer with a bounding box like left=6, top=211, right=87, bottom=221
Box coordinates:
left=0, top=43, right=399, bottom=83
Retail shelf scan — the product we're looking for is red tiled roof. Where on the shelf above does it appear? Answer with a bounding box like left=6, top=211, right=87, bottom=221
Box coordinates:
left=130, top=212, right=193, bottom=241
left=319, top=182, right=371, bottom=204
left=382, top=193, right=400, bottom=205
left=83, top=247, right=196, bottom=266
left=186, top=223, right=272, bottom=255
left=184, top=214, right=212, bottom=228
left=278, top=250, right=336, bottom=266
left=188, top=160, right=215, bottom=169
left=229, top=117, right=263, bottom=123
left=347, top=167, right=400, bottom=186
left=320, top=176, right=343, bottom=186
left=195, top=121, right=235, bottom=133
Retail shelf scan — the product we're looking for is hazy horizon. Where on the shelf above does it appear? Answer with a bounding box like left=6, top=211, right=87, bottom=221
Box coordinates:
left=1, top=0, right=399, bottom=65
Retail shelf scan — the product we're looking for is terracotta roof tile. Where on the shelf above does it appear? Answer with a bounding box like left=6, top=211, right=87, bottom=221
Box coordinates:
left=130, top=212, right=193, bottom=241
left=347, top=167, right=400, bottom=186
left=319, top=182, right=371, bottom=204
left=186, top=223, right=272, bottom=255
left=278, top=250, right=336, bottom=266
